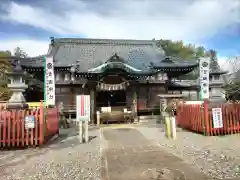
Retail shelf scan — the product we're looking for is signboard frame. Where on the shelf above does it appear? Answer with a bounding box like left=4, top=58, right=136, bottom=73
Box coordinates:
left=24, top=115, right=36, bottom=129
left=212, top=108, right=223, bottom=128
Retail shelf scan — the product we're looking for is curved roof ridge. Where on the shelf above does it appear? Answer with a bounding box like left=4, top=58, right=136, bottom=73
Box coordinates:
left=54, top=38, right=157, bottom=46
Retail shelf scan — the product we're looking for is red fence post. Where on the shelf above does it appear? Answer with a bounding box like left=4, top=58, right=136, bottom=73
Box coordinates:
left=203, top=99, right=210, bottom=136
left=39, top=102, right=44, bottom=145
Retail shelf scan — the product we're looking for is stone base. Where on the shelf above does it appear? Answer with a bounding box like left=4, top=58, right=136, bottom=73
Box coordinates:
left=8, top=92, right=26, bottom=103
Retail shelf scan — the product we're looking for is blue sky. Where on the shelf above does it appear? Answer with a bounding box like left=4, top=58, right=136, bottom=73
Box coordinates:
left=0, top=0, right=239, bottom=69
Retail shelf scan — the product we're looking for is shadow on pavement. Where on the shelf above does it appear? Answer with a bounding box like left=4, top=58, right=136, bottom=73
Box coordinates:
left=45, top=127, right=98, bottom=150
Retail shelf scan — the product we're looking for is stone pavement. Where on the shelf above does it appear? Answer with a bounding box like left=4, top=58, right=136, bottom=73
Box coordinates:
left=0, top=127, right=101, bottom=180
left=100, top=127, right=214, bottom=180
left=1, top=124, right=238, bottom=180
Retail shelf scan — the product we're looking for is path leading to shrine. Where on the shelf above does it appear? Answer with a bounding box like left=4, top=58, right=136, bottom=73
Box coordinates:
left=1, top=124, right=240, bottom=180
left=100, top=126, right=212, bottom=180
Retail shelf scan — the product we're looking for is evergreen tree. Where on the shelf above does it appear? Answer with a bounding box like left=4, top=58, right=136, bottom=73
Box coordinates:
left=206, top=49, right=220, bottom=72
left=0, top=51, right=12, bottom=100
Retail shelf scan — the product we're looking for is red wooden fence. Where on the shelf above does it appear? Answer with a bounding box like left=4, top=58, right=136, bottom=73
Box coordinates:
left=0, top=103, right=59, bottom=148
left=176, top=104, right=204, bottom=133
left=176, top=103, right=240, bottom=136
left=45, top=107, right=59, bottom=139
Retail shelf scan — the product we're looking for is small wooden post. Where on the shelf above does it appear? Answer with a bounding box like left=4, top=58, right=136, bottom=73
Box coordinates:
left=170, top=116, right=177, bottom=139
left=165, top=116, right=171, bottom=138
left=84, top=120, right=89, bottom=143
left=79, top=121, right=83, bottom=143
left=96, top=111, right=100, bottom=126
left=39, top=101, right=44, bottom=145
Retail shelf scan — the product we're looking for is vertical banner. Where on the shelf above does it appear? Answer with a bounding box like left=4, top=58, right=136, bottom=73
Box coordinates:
left=76, top=95, right=90, bottom=121
left=44, top=56, right=56, bottom=106
left=199, top=58, right=210, bottom=100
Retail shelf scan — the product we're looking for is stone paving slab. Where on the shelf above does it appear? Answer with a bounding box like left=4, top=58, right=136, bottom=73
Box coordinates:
left=100, top=127, right=214, bottom=180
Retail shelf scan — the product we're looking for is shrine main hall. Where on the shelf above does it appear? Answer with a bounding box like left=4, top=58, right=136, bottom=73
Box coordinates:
left=15, top=37, right=226, bottom=123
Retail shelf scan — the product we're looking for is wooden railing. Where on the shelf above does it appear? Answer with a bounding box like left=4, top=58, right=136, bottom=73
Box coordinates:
left=63, top=105, right=76, bottom=113
left=0, top=103, right=59, bottom=148
left=176, top=103, right=240, bottom=136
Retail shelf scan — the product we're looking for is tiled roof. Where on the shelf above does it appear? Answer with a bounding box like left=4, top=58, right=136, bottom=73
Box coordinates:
left=210, top=68, right=228, bottom=75
left=171, top=80, right=198, bottom=87
left=51, top=38, right=166, bottom=72
left=17, top=38, right=199, bottom=72
left=10, top=56, right=46, bottom=68
left=153, top=56, right=198, bottom=69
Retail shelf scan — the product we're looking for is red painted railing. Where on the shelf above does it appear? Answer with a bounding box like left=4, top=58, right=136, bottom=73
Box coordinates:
left=207, top=104, right=240, bottom=136
left=176, top=104, right=204, bottom=133
left=176, top=103, right=240, bottom=136
left=45, top=107, right=59, bottom=138
left=0, top=103, right=59, bottom=148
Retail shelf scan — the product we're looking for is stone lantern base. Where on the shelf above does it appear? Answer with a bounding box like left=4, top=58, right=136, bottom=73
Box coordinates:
left=8, top=92, right=26, bottom=103
left=7, top=89, right=28, bottom=110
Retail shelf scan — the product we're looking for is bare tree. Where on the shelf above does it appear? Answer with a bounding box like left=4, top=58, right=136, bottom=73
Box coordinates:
left=14, top=47, right=28, bottom=58
left=222, top=56, right=240, bottom=101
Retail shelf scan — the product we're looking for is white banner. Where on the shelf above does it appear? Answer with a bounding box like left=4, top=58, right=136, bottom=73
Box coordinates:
left=76, top=95, right=90, bottom=121
left=199, top=58, right=210, bottom=99
left=45, top=56, right=56, bottom=106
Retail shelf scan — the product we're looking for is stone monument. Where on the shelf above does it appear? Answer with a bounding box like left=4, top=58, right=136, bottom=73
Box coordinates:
left=6, top=60, right=28, bottom=109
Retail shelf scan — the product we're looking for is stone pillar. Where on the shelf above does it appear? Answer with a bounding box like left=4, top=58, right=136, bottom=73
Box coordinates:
left=160, top=98, right=167, bottom=118
left=197, top=90, right=200, bottom=100
left=90, top=89, right=96, bottom=124
left=96, top=111, right=100, bottom=126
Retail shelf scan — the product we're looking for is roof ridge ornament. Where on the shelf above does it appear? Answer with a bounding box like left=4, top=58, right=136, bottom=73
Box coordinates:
left=107, top=53, right=125, bottom=63
left=162, top=56, right=173, bottom=63
left=50, top=37, right=55, bottom=46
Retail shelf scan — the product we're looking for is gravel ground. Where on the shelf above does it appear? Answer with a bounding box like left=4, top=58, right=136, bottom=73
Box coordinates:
left=138, top=126, right=240, bottom=179
left=0, top=128, right=101, bottom=180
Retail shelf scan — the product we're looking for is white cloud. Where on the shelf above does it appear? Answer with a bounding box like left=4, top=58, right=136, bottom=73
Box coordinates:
left=0, top=0, right=240, bottom=56
left=3, top=0, right=240, bottom=40
left=0, top=39, right=48, bottom=57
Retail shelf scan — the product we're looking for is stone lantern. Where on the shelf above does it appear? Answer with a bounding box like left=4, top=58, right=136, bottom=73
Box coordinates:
left=6, top=60, right=28, bottom=109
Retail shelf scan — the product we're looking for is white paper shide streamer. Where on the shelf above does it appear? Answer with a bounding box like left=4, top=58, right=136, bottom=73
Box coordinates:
left=97, top=81, right=129, bottom=91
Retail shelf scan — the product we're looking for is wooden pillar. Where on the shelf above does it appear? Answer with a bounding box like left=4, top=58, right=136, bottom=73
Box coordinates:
left=90, top=89, right=96, bottom=124
left=70, top=87, right=74, bottom=105
left=146, top=84, right=150, bottom=107
left=132, top=86, right=139, bottom=123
